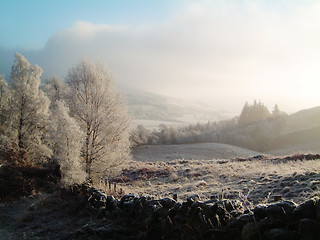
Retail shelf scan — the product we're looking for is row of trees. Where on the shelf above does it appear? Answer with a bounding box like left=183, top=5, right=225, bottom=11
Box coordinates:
left=131, top=101, right=287, bottom=152
left=0, top=53, right=131, bottom=185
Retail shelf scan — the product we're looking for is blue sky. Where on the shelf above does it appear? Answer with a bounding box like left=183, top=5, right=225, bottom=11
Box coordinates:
left=0, top=0, right=174, bottom=49
left=2, top=0, right=316, bottom=49
left=1, top=0, right=320, bottom=112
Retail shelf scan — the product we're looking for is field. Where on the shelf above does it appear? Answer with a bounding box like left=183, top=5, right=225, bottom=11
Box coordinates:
left=132, top=143, right=262, bottom=162
left=1, top=143, right=320, bottom=239
left=115, top=143, right=320, bottom=205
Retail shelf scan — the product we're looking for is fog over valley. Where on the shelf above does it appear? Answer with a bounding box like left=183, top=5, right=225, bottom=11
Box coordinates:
left=1, top=2, right=320, bottom=239
left=1, top=1, right=320, bottom=113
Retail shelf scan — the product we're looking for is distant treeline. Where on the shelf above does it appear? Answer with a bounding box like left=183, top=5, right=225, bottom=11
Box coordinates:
left=131, top=101, right=287, bottom=152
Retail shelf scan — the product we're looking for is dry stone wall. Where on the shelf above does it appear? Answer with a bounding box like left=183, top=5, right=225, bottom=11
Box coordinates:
left=78, top=184, right=320, bottom=240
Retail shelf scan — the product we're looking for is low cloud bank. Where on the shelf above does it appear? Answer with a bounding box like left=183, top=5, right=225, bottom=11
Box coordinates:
left=1, top=1, right=320, bottom=112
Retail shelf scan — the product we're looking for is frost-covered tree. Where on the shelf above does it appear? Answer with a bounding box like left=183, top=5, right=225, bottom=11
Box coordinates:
left=50, top=101, right=86, bottom=185
left=0, top=74, right=8, bottom=113
left=66, top=58, right=130, bottom=180
left=0, top=74, right=11, bottom=143
left=0, top=74, right=9, bottom=124
left=9, top=53, right=51, bottom=160
left=130, top=124, right=151, bottom=146
left=45, top=77, right=87, bottom=185
left=43, top=75, right=67, bottom=105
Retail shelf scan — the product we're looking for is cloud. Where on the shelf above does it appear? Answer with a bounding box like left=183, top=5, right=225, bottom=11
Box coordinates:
left=1, top=0, right=320, bottom=112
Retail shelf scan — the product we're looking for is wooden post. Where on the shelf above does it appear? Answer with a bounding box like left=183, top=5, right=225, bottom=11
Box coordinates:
left=173, top=193, right=177, bottom=201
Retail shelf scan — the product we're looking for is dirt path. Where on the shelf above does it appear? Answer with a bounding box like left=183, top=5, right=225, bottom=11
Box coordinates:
left=0, top=192, right=95, bottom=240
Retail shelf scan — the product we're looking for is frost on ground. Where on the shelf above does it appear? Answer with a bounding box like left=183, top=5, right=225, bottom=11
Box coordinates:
left=113, top=154, right=320, bottom=205
left=132, top=143, right=262, bottom=162
left=0, top=191, right=103, bottom=240
left=1, top=154, right=320, bottom=239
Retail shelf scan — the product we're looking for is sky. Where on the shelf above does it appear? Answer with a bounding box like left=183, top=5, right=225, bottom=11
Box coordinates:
left=1, top=0, right=320, bottom=113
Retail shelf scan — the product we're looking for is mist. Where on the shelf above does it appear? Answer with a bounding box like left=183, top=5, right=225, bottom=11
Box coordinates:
left=1, top=1, right=320, bottom=112
left=2, top=2, right=320, bottom=237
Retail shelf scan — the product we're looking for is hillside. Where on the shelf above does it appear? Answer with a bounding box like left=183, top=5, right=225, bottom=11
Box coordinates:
left=125, top=88, right=320, bottom=155
left=285, top=106, right=320, bottom=133
left=120, top=87, right=235, bottom=129
left=269, top=106, right=320, bottom=155
left=270, top=127, right=320, bottom=155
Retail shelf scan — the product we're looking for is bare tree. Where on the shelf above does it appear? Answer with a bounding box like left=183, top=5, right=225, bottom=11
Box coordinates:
left=9, top=53, right=51, bottom=160
left=66, top=58, right=130, bottom=180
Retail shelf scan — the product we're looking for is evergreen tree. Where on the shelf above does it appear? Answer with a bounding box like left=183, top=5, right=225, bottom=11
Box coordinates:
left=238, top=100, right=271, bottom=125
left=272, top=104, right=280, bottom=117
left=239, top=102, right=250, bottom=125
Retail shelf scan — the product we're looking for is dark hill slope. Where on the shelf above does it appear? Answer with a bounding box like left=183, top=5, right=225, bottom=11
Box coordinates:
left=285, top=106, right=320, bottom=133
left=269, top=106, right=320, bottom=154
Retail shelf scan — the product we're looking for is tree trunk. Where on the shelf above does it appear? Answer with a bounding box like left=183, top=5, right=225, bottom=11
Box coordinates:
left=18, top=116, right=23, bottom=148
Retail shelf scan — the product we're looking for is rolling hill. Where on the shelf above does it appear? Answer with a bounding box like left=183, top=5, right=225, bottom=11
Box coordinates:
left=267, top=106, right=320, bottom=155
left=284, top=106, right=320, bottom=133
left=120, top=87, right=236, bottom=129
left=122, top=86, right=320, bottom=156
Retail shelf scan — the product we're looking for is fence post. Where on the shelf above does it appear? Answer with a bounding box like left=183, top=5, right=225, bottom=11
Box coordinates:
left=173, top=193, right=177, bottom=201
